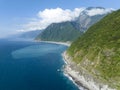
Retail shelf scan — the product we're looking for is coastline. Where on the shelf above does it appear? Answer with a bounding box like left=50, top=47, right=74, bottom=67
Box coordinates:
left=35, top=40, right=115, bottom=90
left=62, top=52, right=116, bottom=90
left=35, top=40, right=71, bottom=46
left=62, top=52, right=90, bottom=90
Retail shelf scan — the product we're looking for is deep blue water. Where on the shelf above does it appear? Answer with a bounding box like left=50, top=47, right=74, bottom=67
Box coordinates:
left=0, top=39, right=79, bottom=90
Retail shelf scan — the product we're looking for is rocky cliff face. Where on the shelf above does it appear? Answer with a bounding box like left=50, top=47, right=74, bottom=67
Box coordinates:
left=75, top=14, right=106, bottom=32
left=63, top=52, right=115, bottom=90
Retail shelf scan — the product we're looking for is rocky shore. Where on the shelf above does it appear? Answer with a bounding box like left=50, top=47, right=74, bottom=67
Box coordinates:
left=62, top=52, right=115, bottom=90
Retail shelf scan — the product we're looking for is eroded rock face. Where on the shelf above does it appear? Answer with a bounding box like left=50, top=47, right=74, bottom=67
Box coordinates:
left=63, top=52, right=116, bottom=90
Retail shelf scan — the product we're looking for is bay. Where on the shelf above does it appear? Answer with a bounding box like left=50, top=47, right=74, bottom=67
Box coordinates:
left=0, top=39, right=79, bottom=90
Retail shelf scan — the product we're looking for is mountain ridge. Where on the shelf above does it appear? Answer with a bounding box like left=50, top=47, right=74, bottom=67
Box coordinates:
left=35, top=7, right=113, bottom=42
left=35, top=21, right=83, bottom=42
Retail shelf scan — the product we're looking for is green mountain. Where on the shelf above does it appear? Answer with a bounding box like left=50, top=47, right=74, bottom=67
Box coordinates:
left=35, top=7, right=112, bottom=42
left=35, top=21, right=83, bottom=42
left=67, top=10, right=120, bottom=89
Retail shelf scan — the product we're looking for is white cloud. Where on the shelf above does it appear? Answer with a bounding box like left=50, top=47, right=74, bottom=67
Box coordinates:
left=19, top=7, right=114, bottom=32
left=20, top=7, right=85, bottom=31
left=86, top=8, right=114, bottom=16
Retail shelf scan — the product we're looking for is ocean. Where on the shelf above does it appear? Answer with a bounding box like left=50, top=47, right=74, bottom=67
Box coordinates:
left=0, top=39, right=79, bottom=90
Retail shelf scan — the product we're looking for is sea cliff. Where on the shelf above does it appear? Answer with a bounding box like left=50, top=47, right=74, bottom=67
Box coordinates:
left=62, top=52, right=115, bottom=90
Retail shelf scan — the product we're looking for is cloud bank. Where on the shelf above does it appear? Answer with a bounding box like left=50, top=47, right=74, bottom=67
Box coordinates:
left=86, top=8, right=114, bottom=16
left=19, top=8, right=85, bottom=31
left=19, top=7, right=113, bottom=32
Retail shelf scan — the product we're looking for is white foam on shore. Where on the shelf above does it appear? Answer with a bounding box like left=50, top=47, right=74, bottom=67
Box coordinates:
left=62, top=52, right=116, bottom=90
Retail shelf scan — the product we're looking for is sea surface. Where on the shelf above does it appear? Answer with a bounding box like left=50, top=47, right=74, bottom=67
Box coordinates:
left=0, top=39, right=79, bottom=90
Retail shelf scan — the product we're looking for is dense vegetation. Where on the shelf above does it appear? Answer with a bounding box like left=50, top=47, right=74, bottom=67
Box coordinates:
left=35, top=22, right=83, bottom=42
left=67, top=10, right=120, bottom=89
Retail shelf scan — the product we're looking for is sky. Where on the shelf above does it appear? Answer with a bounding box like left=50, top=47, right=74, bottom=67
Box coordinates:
left=0, top=0, right=119, bottom=38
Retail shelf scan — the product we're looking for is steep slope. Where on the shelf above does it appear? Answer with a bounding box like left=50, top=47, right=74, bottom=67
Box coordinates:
left=75, top=14, right=106, bottom=32
left=75, top=7, right=112, bottom=32
left=67, top=10, right=120, bottom=89
left=35, top=22, right=83, bottom=42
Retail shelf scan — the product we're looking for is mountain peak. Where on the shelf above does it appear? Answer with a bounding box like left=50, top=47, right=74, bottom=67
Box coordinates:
left=81, top=7, right=114, bottom=16
left=86, top=7, right=105, bottom=10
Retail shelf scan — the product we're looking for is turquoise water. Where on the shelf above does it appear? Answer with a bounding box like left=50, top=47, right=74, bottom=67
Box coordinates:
left=0, top=39, right=79, bottom=90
